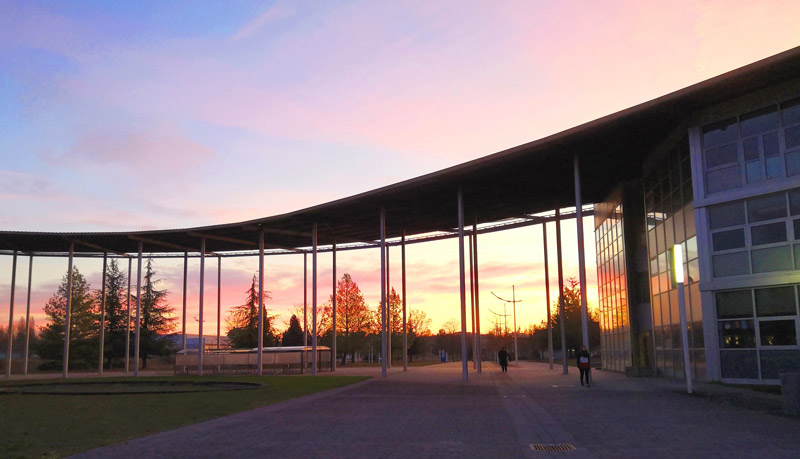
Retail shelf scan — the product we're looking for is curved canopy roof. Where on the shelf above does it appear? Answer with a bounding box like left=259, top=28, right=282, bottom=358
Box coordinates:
left=3, top=46, right=800, bottom=255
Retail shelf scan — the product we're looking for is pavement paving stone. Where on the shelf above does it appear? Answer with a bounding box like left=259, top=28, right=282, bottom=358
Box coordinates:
left=72, top=361, right=800, bottom=458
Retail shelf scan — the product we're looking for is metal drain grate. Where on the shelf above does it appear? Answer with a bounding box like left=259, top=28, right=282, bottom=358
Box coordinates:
left=530, top=443, right=576, bottom=452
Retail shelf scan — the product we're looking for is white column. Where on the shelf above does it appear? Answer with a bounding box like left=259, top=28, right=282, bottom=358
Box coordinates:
left=197, top=239, right=204, bottom=376
left=63, top=241, right=74, bottom=378
left=217, top=256, right=221, bottom=350
left=473, top=220, right=482, bottom=373
left=543, top=223, right=554, bottom=370
left=5, top=250, right=17, bottom=377
left=125, top=258, right=131, bottom=375
left=380, top=209, right=387, bottom=378
left=332, top=242, right=337, bottom=371
left=135, top=241, right=143, bottom=377
left=182, top=252, right=188, bottom=350
left=311, top=223, right=318, bottom=376
left=574, top=154, right=590, bottom=349
left=457, top=189, right=468, bottom=381
left=402, top=232, right=407, bottom=372
left=555, top=208, right=567, bottom=374
left=258, top=230, right=264, bottom=375
left=98, top=253, right=107, bottom=375
left=23, top=255, right=33, bottom=376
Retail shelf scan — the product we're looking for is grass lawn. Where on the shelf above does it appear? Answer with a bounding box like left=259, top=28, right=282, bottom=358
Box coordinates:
left=0, top=374, right=367, bottom=458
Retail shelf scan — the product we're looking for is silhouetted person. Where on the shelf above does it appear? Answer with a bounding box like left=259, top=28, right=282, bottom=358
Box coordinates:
left=577, top=345, right=591, bottom=387
left=498, top=347, right=509, bottom=372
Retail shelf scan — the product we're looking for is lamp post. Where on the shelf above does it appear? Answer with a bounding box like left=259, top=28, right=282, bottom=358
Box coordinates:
left=492, top=287, right=521, bottom=366
left=674, top=244, right=693, bottom=394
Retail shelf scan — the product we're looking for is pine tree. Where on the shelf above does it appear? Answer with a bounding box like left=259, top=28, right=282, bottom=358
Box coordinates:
left=101, top=259, right=128, bottom=369
left=226, top=274, right=277, bottom=349
left=138, top=259, right=176, bottom=368
left=35, top=266, right=98, bottom=370
left=281, top=315, right=305, bottom=346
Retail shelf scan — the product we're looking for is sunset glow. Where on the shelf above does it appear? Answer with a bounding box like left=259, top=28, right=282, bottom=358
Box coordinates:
left=2, top=1, right=800, bottom=337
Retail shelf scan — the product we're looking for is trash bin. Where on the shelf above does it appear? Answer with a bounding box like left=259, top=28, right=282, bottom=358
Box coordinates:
left=779, top=372, right=800, bottom=416
left=440, top=351, right=447, bottom=363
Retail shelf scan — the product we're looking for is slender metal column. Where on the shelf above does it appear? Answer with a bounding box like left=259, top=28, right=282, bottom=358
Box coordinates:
left=182, top=252, right=187, bottom=350
left=513, top=285, right=518, bottom=365
left=457, top=189, right=468, bottom=381
left=98, top=253, right=107, bottom=375
left=303, top=253, right=308, bottom=348
left=675, top=246, right=693, bottom=393
left=5, top=250, right=17, bottom=377
left=217, top=255, right=221, bottom=350
left=125, top=258, right=131, bottom=374
left=574, top=154, right=590, bottom=349
left=401, top=231, right=407, bottom=372
left=543, top=223, right=554, bottom=369
left=258, top=230, right=264, bottom=375
left=135, top=241, right=143, bottom=377
left=197, top=239, right=205, bottom=376
left=473, top=219, right=482, bottom=373
left=380, top=208, right=387, bottom=378
left=555, top=208, right=568, bottom=374
left=311, top=223, right=318, bottom=376
left=386, top=244, right=391, bottom=368
left=332, top=242, right=337, bottom=371
left=23, top=255, right=33, bottom=376
left=469, top=234, right=476, bottom=369
left=63, top=241, right=74, bottom=378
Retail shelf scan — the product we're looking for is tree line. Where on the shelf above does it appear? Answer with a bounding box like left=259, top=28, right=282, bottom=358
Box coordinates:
left=225, top=272, right=433, bottom=365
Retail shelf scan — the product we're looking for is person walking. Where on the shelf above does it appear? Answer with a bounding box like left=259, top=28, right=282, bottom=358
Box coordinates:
left=577, top=345, right=591, bottom=387
left=498, top=347, right=509, bottom=373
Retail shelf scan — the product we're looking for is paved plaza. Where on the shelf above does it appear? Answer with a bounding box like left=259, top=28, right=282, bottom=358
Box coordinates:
left=74, top=362, right=800, bottom=458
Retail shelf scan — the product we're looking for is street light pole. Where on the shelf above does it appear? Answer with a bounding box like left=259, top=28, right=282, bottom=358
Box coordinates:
left=492, top=287, right=521, bottom=365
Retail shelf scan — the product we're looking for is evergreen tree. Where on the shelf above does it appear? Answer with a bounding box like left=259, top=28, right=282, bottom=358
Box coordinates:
left=138, top=259, right=177, bottom=368
left=550, top=277, right=600, bottom=355
left=281, top=315, right=305, bottom=346
left=35, top=266, right=98, bottom=370
left=101, top=259, right=128, bottom=369
left=226, top=275, right=277, bottom=349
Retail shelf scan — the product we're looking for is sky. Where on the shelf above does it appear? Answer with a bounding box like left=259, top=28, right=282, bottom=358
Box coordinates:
left=1, top=0, right=800, bottom=339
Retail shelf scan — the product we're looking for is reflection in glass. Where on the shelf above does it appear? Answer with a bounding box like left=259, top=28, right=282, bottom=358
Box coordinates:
left=741, top=107, right=779, bottom=137
left=716, top=290, right=753, bottom=318
left=718, top=320, right=756, bottom=348
left=755, top=286, right=797, bottom=317
left=759, top=320, right=797, bottom=346
left=750, top=222, right=787, bottom=246
left=709, top=201, right=745, bottom=229
left=752, top=245, right=793, bottom=273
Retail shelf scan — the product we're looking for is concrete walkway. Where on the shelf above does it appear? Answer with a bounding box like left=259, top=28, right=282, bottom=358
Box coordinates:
left=74, top=362, right=800, bottom=458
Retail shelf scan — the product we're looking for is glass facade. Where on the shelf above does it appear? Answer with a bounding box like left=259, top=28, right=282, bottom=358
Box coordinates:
left=595, top=202, right=631, bottom=372
left=644, top=138, right=705, bottom=381
left=716, top=286, right=800, bottom=379
left=702, top=98, right=800, bottom=194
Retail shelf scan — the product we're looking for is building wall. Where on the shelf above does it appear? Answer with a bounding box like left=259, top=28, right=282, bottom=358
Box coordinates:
left=690, top=81, right=800, bottom=382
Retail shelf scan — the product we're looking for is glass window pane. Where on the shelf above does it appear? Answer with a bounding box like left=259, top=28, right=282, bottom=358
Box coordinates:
left=709, top=201, right=745, bottom=229
left=688, top=258, right=699, bottom=284
left=718, top=320, right=756, bottom=348
left=760, top=349, right=800, bottom=380
left=741, top=107, right=779, bottom=137
left=794, top=244, right=800, bottom=269
left=789, top=190, right=800, bottom=216
left=755, top=286, right=797, bottom=317
left=716, top=290, right=753, bottom=318
left=686, top=236, right=698, bottom=260
left=752, top=245, right=793, bottom=273
left=763, top=132, right=779, bottom=157
left=743, top=137, right=760, bottom=160
left=720, top=349, right=758, bottom=378
left=746, top=161, right=763, bottom=183
left=712, top=228, right=745, bottom=251
left=759, top=320, right=797, bottom=346
left=706, top=165, right=742, bottom=194
left=747, top=193, right=787, bottom=222
left=766, top=156, right=782, bottom=179
left=786, top=151, right=800, bottom=177
left=703, top=118, right=738, bottom=149
left=750, top=222, right=787, bottom=246
left=782, top=98, right=800, bottom=125
left=713, top=251, right=750, bottom=277
left=786, top=125, right=800, bottom=150
left=705, top=143, right=739, bottom=169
